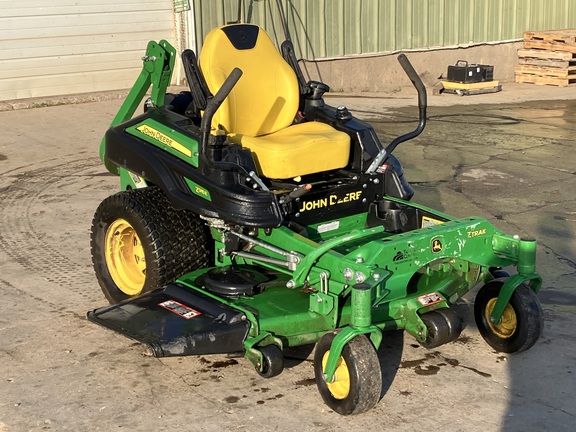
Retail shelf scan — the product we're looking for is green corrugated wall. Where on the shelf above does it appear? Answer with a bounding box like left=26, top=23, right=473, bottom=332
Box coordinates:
left=192, top=0, right=576, bottom=59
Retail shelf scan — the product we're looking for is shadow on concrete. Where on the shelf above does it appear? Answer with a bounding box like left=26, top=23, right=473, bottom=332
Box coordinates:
left=376, top=330, right=404, bottom=399
left=499, top=104, right=576, bottom=431
left=498, top=211, right=576, bottom=431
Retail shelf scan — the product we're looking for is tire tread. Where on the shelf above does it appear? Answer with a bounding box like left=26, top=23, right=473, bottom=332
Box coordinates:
left=91, top=187, right=211, bottom=303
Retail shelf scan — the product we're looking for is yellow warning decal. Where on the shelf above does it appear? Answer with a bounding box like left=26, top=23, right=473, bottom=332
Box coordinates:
left=136, top=124, right=192, bottom=157
left=422, top=216, right=444, bottom=228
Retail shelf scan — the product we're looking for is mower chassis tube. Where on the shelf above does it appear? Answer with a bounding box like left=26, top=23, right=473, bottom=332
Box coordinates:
left=290, top=226, right=384, bottom=288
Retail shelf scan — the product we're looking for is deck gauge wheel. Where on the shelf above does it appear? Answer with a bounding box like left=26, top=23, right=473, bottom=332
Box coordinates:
left=256, top=345, right=284, bottom=378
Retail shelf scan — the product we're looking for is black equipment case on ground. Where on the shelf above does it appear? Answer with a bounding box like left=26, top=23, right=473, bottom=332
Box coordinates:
left=447, top=61, right=494, bottom=83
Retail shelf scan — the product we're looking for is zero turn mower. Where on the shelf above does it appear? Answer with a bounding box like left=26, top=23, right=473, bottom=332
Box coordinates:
left=88, top=22, right=543, bottom=415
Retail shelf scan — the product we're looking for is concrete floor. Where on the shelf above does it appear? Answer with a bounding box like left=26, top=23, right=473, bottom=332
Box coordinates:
left=0, top=84, right=575, bottom=431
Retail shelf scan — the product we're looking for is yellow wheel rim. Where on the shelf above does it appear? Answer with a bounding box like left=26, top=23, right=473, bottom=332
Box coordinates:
left=105, top=218, right=146, bottom=295
left=485, top=298, right=517, bottom=339
left=322, top=351, right=350, bottom=400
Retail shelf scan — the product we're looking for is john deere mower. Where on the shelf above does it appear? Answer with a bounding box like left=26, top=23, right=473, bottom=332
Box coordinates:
left=88, top=22, right=544, bottom=415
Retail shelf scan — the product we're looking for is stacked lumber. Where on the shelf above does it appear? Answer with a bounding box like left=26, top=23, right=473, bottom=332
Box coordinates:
left=515, top=29, right=576, bottom=86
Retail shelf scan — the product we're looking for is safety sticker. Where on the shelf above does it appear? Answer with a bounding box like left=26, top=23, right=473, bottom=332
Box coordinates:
left=376, top=164, right=389, bottom=173
left=158, top=299, right=201, bottom=319
left=129, top=171, right=147, bottom=189
left=422, top=216, right=444, bottom=228
left=317, top=220, right=340, bottom=234
left=417, top=292, right=443, bottom=306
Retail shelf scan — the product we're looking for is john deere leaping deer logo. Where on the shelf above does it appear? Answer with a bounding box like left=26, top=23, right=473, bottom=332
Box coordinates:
left=431, top=238, right=443, bottom=253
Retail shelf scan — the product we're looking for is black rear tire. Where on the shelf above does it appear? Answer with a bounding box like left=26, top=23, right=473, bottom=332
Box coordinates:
left=474, top=280, right=543, bottom=353
left=91, top=187, right=211, bottom=304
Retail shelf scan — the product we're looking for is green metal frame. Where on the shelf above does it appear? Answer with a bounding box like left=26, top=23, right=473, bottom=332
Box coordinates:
left=173, top=209, right=540, bottom=380
left=99, top=40, right=176, bottom=175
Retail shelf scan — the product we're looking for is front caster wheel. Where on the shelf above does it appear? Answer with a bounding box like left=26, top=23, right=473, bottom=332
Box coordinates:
left=474, top=280, right=543, bottom=353
left=314, top=333, right=381, bottom=415
left=256, top=345, right=284, bottom=378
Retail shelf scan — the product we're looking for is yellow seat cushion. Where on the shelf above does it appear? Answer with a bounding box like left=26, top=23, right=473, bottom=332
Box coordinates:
left=230, top=122, right=350, bottom=179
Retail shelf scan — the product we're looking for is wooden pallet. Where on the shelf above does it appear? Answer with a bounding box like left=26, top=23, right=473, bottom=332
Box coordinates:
left=515, top=72, right=576, bottom=87
left=524, top=41, right=576, bottom=53
left=515, top=64, right=576, bottom=78
left=517, top=57, right=574, bottom=68
left=517, top=48, right=575, bottom=61
left=517, top=48, right=576, bottom=63
left=524, top=30, right=576, bottom=53
left=517, top=30, right=576, bottom=86
left=524, top=29, right=576, bottom=45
